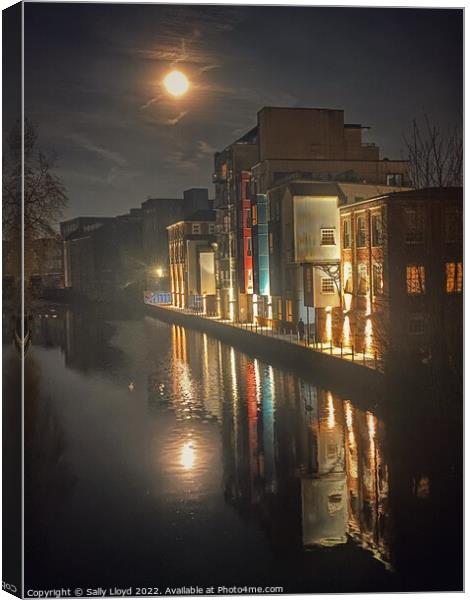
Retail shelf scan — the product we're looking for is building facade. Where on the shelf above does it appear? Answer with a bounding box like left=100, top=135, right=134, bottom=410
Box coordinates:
left=142, top=188, right=211, bottom=292
left=168, top=210, right=217, bottom=312
left=338, top=187, right=463, bottom=365
left=213, top=129, right=258, bottom=320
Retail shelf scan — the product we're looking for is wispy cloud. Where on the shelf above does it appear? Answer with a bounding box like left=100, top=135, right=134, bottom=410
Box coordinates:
left=167, top=111, right=188, bottom=125
left=67, top=133, right=127, bottom=166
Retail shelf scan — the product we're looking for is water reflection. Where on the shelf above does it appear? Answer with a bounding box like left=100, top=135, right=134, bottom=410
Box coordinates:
left=22, top=308, right=461, bottom=592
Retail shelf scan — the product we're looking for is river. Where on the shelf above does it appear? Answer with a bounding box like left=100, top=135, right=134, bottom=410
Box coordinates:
left=6, top=304, right=461, bottom=594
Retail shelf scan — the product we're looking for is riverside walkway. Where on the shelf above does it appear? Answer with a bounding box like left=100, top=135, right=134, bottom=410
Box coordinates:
left=145, top=300, right=383, bottom=373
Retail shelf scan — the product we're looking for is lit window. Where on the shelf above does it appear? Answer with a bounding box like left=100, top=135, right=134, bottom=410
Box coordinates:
left=343, top=262, right=353, bottom=294
left=373, top=263, right=384, bottom=296
left=406, top=265, right=426, bottom=295
left=342, top=219, right=351, bottom=249
left=286, top=299, right=293, bottom=322
left=356, top=216, right=366, bottom=247
left=192, top=223, right=201, bottom=234
left=357, top=263, right=368, bottom=296
left=321, top=277, right=336, bottom=294
left=446, top=262, right=463, bottom=293
left=404, top=207, right=424, bottom=243
left=408, top=314, right=426, bottom=335
left=371, top=213, right=383, bottom=247
left=321, top=228, right=336, bottom=246
left=252, top=206, right=258, bottom=226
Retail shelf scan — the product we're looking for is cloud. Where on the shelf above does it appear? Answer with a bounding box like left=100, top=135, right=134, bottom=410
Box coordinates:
left=67, top=133, right=127, bottom=166
left=167, top=111, right=188, bottom=125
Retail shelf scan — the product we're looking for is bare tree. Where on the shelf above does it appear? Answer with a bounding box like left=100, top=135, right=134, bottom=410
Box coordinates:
left=3, top=119, right=68, bottom=307
left=404, top=114, right=462, bottom=189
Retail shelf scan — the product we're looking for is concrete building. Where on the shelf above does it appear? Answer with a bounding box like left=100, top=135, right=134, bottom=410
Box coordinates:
left=167, top=210, right=217, bottom=312
left=252, top=107, right=410, bottom=194
left=142, top=188, right=211, bottom=292
left=338, top=187, right=463, bottom=365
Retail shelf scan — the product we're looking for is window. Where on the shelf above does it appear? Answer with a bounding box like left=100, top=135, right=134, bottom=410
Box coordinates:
left=321, top=228, right=336, bottom=246
left=444, top=209, right=462, bottom=243
left=247, top=238, right=253, bottom=257
left=343, top=262, right=353, bottom=294
left=342, top=219, right=351, bottom=249
left=269, top=232, right=274, bottom=253
left=371, top=213, right=383, bottom=247
left=356, top=216, right=366, bottom=247
left=321, top=277, right=336, bottom=294
left=446, top=262, right=463, bottom=293
left=387, top=173, right=403, bottom=186
left=209, top=223, right=215, bottom=233
left=191, top=223, right=201, bottom=234
left=372, top=263, right=384, bottom=296
left=286, top=299, right=293, bottom=322
left=244, top=209, right=251, bottom=228
left=252, top=205, right=258, bottom=226
left=357, top=263, right=368, bottom=295
left=408, top=315, right=426, bottom=335
left=404, top=207, right=424, bottom=243
left=406, top=265, right=426, bottom=295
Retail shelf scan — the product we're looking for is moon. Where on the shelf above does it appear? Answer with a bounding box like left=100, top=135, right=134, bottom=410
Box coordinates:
left=163, top=70, right=190, bottom=97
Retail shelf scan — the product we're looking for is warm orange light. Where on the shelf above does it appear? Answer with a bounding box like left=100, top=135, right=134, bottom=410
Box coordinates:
left=163, top=70, right=190, bottom=97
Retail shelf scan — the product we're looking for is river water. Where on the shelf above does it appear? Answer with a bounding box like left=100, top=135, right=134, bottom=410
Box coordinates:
left=9, top=304, right=461, bottom=593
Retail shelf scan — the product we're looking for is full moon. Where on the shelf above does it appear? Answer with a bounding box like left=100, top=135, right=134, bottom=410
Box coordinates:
left=163, top=70, right=190, bottom=97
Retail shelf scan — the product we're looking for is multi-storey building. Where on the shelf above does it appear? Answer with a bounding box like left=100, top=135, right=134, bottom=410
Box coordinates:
left=61, top=211, right=144, bottom=303
left=251, top=107, right=410, bottom=194
left=213, top=106, right=409, bottom=323
left=167, top=210, right=217, bottom=312
left=338, top=187, right=463, bottom=365
left=142, top=188, right=211, bottom=291
left=264, top=180, right=409, bottom=336
left=213, top=129, right=258, bottom=320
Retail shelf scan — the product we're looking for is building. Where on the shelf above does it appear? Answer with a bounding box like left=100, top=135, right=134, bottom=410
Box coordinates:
left=213, top=107, right=409, bottom=323
left=61, top=211, right=144, bottom=303
left=258, top=180, right=408, bottom=336
left=213, top=128, right=259, bottom=320
left=30, top=237, right=65, bottom=296
left=338, top=187, right=463, bottom=365
left=142, top=188, right=211, bottom=292
left=167, top=210, right=217, bottom=312
left=252, top=107, right=410, bottom=194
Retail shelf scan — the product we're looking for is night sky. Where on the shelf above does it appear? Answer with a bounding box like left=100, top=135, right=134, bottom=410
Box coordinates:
left=24, top=3, right=463, bottom=220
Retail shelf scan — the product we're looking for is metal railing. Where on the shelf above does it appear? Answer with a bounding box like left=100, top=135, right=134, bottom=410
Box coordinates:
left=149, top=301, right=384, bottom=372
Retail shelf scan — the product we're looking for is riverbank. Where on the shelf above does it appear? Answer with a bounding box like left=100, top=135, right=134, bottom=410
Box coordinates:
left=145, top=302, right=385, bottom=404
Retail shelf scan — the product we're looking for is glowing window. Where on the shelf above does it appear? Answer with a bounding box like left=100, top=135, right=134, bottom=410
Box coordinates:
left=446, top=262, right=463, bottom=293
left=406, top=265, right=426, bottom=295
left=192, top=223, right=201, bottom=234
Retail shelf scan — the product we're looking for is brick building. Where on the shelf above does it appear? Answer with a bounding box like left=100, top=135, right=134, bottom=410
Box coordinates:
left=338, top=187, right=463, bottom=366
